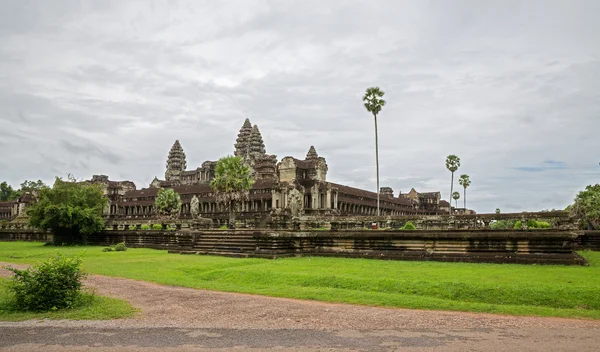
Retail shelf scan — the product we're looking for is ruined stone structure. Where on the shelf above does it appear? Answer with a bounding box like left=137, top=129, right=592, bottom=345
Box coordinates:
left=85, top=119, right=453, bottom=220
left=0, top=193, right=36, bottom=221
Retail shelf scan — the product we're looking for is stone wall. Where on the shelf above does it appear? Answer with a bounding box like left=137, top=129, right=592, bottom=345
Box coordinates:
left=576, top=231, right=600, bottom=251
left=87, top=229, right=585, bottom=265
left=0, top=229, right=52, bottom=242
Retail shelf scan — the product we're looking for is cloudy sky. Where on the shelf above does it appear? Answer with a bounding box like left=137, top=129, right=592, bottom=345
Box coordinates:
left=1, top=0, right=599, bottom=213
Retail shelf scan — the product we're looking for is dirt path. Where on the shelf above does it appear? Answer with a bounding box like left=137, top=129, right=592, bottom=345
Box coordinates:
left=1, top=262, right=599, bottom=351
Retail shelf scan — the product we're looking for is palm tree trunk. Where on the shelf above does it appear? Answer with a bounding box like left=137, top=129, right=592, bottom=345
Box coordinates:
left=374, top=113, right=380, bottom=216
left=463, top=187, right=466, bottom=212
left=449, top=172, right=454, bottom=215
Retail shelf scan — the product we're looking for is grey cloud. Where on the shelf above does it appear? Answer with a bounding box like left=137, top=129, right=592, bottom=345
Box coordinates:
left=59, top=140, right=123, bottom=165
left=1, top=0, right=600, bottom=213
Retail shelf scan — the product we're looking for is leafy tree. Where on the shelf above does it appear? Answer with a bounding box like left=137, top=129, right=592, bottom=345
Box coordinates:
left=458, top=174, right=471, bottom=211
left=363, top=86, right=386, bottom=216
left=0, top=181, right=21, bottom=201
left=496, top=208, right=501, bottom=214
left=19, top=179, right=47, bottom=193
left=210, top=156, right=254, bottom=228
left=445, top=155, right=460, bottom=214
left=571, top=184, right=600, bottom=229
left=27, top=177, right=106, bottom=245
left=154, top=188, right=182, bottom=220
left=452, top=191, right=460, bottom=209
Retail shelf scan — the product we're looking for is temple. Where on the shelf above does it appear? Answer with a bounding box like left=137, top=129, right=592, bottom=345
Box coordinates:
left=0, top=119, right=457, bottom=222
left=82, top=118, right=454, bottom=221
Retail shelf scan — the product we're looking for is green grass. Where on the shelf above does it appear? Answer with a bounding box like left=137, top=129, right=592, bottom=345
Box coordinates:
left=0, top=278, right=137, bottom=321
left=1, top=242, right=599, bottom=319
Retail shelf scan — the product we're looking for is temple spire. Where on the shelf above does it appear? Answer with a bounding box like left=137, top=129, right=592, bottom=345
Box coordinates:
left=248, top=124, right=266, bottom=157
left=306, top=146, right=318, bottom=160
left=165, top=140, right=186, bottom=182
left=234, top=118, right=253, bottom=158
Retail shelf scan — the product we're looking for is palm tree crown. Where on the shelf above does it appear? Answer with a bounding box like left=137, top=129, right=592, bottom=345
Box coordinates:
left=362, top=86, right=386, bottom=217
left=363, top=87, right=386, bottom=115
left=452, top=191, right=460, bottom=208
left=210, top=156, right=254, bottom=227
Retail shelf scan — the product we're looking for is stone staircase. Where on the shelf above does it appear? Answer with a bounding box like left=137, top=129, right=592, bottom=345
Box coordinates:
left=168, top=231, right=293, bottom=258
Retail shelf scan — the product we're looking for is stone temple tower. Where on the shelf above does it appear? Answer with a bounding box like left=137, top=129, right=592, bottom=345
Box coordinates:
left=234, top=118, right=253, bottom=159
left=248, top=125, right=266, bottom=161
left=165, top=140, right=187, bottom=183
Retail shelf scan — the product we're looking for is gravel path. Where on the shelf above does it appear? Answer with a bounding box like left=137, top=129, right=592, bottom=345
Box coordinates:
left=1, top=261, right=599, bottom=351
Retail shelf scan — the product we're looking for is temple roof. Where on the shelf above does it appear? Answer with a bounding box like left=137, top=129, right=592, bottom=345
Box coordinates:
left=329, top=182, right=415, bottom=206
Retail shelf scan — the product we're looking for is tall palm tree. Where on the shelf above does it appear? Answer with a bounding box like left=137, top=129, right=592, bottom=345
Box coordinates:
left=445, top=155, right=460, bottom=215
left=363, top=87, right=386, bottom=216
left=452, top=191, right=460, bottom=210
left=458, top=174, right=471, bottom=211
left=210, top=156, right=254, bottom=228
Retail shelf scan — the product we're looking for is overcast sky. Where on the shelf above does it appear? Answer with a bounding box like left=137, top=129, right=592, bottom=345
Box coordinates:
left=1, top=0, right=599, bottom=213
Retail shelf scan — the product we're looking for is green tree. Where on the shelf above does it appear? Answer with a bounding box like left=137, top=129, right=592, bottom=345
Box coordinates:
left=458, top=174, right=471, bottom=211
left=210, top=156, right=254, bottom=228
left=445, top=155, right=460, bottom=214
left=571, top=184, right=600, bottom=229
left=362, top=86, right=386, bottom=216
left=452, top=191, right=460, bottom=209
left=19, top=179, right=47, bottom=193
left=154, top=188, right=182, bottom=220
left=0, top=181, right=21, bottom=201
left=496, top=208, right=501, bottom=215
left=27, top=177, right=106, bottom=245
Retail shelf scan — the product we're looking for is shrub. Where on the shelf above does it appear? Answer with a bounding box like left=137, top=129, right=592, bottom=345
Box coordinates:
left=152, top=224, right=163, bottom=230
left=128, top=224, right=137, bottom=230
left=400, top=222, right=416, bottom=230
left=4, top=254, right=86, bottom=311
left=140, top=224, right=150, bottom=230
left=513, top=220, right=523, bottom=229
left=536, top=221, right=551, bottom=228
left=490, top=220, right=515, bottom=230
left=167, top=224, right=177, bottom=231
left=527, top=219, right=538, bottom=228
left=101, top=247, right=114, bottom=252
left=114, top=242, right=127, bottom=252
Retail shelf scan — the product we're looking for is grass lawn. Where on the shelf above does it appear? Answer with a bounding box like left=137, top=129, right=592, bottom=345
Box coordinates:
left=1, top=241, right=599, bottom=319
left=0, top=277, right=137, bottom=321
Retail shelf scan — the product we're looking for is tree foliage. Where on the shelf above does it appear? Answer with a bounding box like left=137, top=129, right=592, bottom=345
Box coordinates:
left=0, top=181, right=20, bottom=201
left=154, top=188, right=182, bottom=219
left=27, top=177, right=106, bottom=245
left=20, top=179, right=47, bottom=193
left=571, top=184, right=600, bottom=229
left=210, top=156, right=254, bottom=227
left=452, top=191, right=460, bottom=208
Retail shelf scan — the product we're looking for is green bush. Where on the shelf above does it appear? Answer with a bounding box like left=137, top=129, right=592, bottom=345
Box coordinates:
left=536, top=221, right=551, bottom=228
left=152, top=224, right=163, bottom=230
left=400, top=222, right=416, bottom=230
left=128, top=224, right=137, bottom=230
left=167, top=224, right=177, bottom=231
left=527, top=219, right=538, bottom=228
left=4, top=254, right=86, bottom=311
left=140, top=224, right=150, bottom=230
left=490, top=220, right=515, bottom=230
left=114, top=242, right=127, bottom=252
left=513, top=220, right=523, bottom=229
left=101, top=247, right=113, bottom=252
